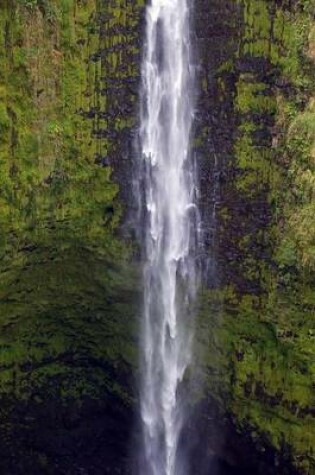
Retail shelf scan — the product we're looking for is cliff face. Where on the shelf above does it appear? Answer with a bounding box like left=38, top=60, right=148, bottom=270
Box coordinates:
left=0, top=1, right=143, bottom=473
left=0, top=0, right=314, bottom=474
left=194, top=1, right=315, bottom=473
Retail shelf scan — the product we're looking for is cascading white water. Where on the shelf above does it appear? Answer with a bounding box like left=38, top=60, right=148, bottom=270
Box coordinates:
left=138, top=1, right=199, bottom=474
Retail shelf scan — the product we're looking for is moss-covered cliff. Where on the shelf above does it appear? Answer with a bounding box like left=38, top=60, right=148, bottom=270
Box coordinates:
left=0, top=0, right=314, bottom=474
left=195, top=1, right=315, bottom=473
left=0, top=0, right=143, bottom=472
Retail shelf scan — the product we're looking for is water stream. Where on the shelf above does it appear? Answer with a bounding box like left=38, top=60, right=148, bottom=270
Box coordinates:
left=138, top=1, right=199, bottom=474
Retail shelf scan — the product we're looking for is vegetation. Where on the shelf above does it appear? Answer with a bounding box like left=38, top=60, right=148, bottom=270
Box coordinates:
left=0, top=0, right=314, bottom=473
left=0, top=1, right=142, bottom=470
left=197, top=1, right=315, bottom=472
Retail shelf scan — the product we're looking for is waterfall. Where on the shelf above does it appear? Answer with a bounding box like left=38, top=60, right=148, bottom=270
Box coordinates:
left=138, top=1, right=199, bottom=474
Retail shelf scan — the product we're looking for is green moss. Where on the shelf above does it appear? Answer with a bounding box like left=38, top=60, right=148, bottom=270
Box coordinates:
left=0, top=0, right=142, bottom=417
left=197, top=1, right=315, bottom=472
left=197, top=283, right=315, bottom=471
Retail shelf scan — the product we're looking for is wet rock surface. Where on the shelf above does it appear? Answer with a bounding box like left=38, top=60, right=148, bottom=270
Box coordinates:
left=0, top=0, right=314, bottom=474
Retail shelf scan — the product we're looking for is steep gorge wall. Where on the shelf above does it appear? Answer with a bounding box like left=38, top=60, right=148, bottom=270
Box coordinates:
left=194, top=1, right=315, bottom=473
left=0, top=0, right=314, bottom=474
left=0, top=1, right=143, bottom=473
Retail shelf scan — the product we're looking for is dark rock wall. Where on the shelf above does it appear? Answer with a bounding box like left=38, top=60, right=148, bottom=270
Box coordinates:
left=194, top=1, right=315, bottom=474
left=0, top=1, right=143, bottom=473
left=0, top=0, right=314, bottom=474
